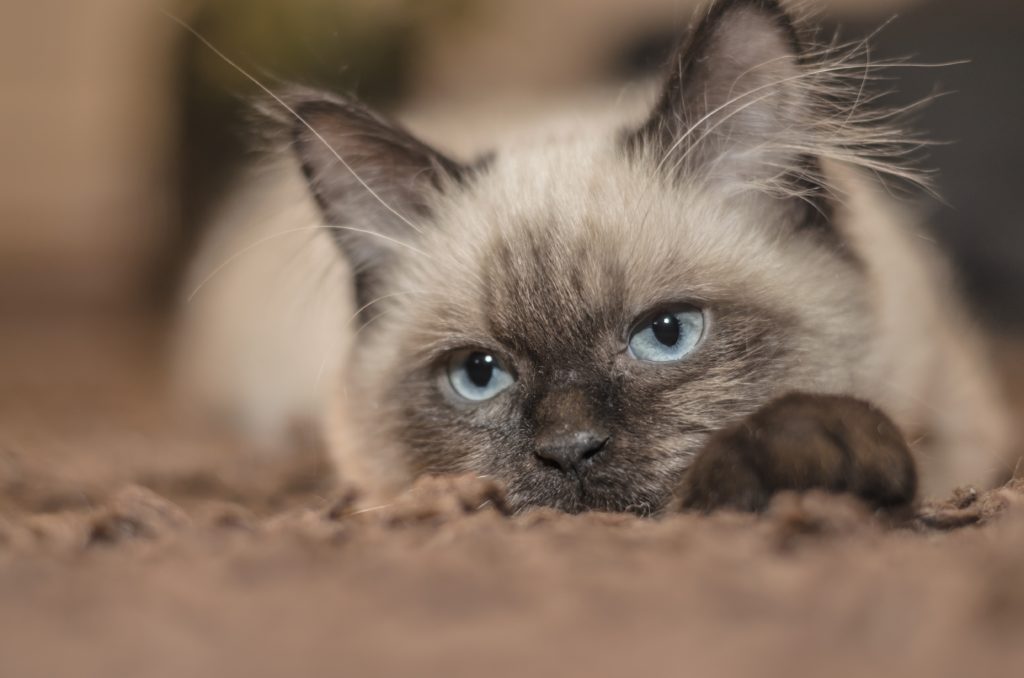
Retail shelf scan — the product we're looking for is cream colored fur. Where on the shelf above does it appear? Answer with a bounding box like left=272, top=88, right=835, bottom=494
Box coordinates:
left=177, top=89, right=1012, bottom=499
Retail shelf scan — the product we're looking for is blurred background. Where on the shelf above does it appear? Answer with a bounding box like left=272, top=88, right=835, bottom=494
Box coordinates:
left=1, top=0, right=1021, bottom=324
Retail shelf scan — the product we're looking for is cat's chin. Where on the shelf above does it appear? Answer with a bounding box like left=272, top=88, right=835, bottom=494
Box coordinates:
left=502, top=475, right=673, bottom=517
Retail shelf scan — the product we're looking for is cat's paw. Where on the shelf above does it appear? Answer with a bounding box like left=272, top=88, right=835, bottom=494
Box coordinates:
left=679, top=393, right=917, bottom=513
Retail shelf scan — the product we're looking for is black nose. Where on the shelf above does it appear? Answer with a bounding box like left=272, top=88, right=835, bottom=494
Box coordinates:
left=534, top=431, right=610, bottom=472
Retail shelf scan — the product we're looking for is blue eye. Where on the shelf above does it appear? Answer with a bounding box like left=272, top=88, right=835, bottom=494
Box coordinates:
left=447, top=350, right=515, bottom=401
left=628, top=306, right=705, bottom=362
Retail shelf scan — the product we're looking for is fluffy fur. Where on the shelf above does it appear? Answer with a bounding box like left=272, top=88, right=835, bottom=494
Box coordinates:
left=178, top=0, right=1013, bottom=512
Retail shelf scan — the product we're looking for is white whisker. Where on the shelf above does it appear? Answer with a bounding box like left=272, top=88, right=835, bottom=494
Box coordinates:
left=187, top=225, right=428, bottom=302
left=313, top=290, right=423, bottom=387
left=159, top=9, right=424, bottom=235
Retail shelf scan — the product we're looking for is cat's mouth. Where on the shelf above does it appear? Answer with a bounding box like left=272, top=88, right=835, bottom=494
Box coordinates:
left=503, top=471, right=674, bottom=517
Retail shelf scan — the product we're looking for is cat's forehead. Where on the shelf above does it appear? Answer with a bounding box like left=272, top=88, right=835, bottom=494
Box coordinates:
left=394, top=141, right=848, bottom=349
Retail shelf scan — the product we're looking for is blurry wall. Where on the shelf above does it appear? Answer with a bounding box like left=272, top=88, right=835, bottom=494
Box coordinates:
left=0, top=0, right=178, bottom=313
left=2, top=0, right=1021, bottom=324
left=408, top=0, right=925, bottom=101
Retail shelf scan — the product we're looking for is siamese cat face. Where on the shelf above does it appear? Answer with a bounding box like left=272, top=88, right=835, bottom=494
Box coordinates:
left=290, top=0, right=887, bottom=513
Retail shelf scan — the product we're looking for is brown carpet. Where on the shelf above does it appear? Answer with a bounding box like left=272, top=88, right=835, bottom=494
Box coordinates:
left=2, top=318, right=1023, bottom=678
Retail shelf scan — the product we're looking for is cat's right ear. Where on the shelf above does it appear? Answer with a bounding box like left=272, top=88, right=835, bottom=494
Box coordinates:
left=287, top=92, right=469, bottom=314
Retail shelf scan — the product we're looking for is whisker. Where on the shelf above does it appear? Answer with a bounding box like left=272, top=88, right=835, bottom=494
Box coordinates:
left=187, top=224, right=428, bottom=302
left=159, top=8, right=424, bottom=235
left=313, top=290, right=424, bottom=387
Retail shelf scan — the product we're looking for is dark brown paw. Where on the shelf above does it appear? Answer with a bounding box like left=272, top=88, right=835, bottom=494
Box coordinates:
left=679, top=393, right=918, bottom=513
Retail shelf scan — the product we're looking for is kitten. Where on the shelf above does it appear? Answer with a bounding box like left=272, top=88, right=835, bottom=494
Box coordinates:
left=179, top=0, right=1013, bottom=514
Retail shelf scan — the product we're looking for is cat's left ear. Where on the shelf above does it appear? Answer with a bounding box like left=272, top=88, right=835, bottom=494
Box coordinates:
left=631, top=0, right=820, bottom=195
left=288, top=92, right=470, bottom=314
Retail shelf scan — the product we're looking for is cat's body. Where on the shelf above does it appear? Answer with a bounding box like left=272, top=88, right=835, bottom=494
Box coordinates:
left=178, top=0, right=1013, bottom=513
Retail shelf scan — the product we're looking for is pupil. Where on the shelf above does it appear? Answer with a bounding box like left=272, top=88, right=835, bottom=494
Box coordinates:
left=652, top=314, right=680, bottom=346
left=465, top=352, right=495, bottom=388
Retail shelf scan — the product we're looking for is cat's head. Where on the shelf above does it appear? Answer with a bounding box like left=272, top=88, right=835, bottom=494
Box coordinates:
left=289, top=0, right=891, bottom=513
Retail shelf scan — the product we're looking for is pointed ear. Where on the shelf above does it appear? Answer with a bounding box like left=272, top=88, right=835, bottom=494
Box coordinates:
left=631, top=0, right=820, bottom=194
left=288, top=92, right=469, bottom=314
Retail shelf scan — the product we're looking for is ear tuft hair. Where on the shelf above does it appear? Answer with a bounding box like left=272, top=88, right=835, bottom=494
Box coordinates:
left=630, top=0, right=934, bottom=211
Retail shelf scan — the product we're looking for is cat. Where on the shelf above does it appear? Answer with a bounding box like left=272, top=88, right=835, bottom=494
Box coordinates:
left=178, top=0, right=1014, bottom=515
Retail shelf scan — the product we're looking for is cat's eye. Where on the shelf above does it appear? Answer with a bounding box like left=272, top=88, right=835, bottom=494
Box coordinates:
left=447, top=350, right=515, bottom=401
left=628, top=305, right=705, bottom=362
